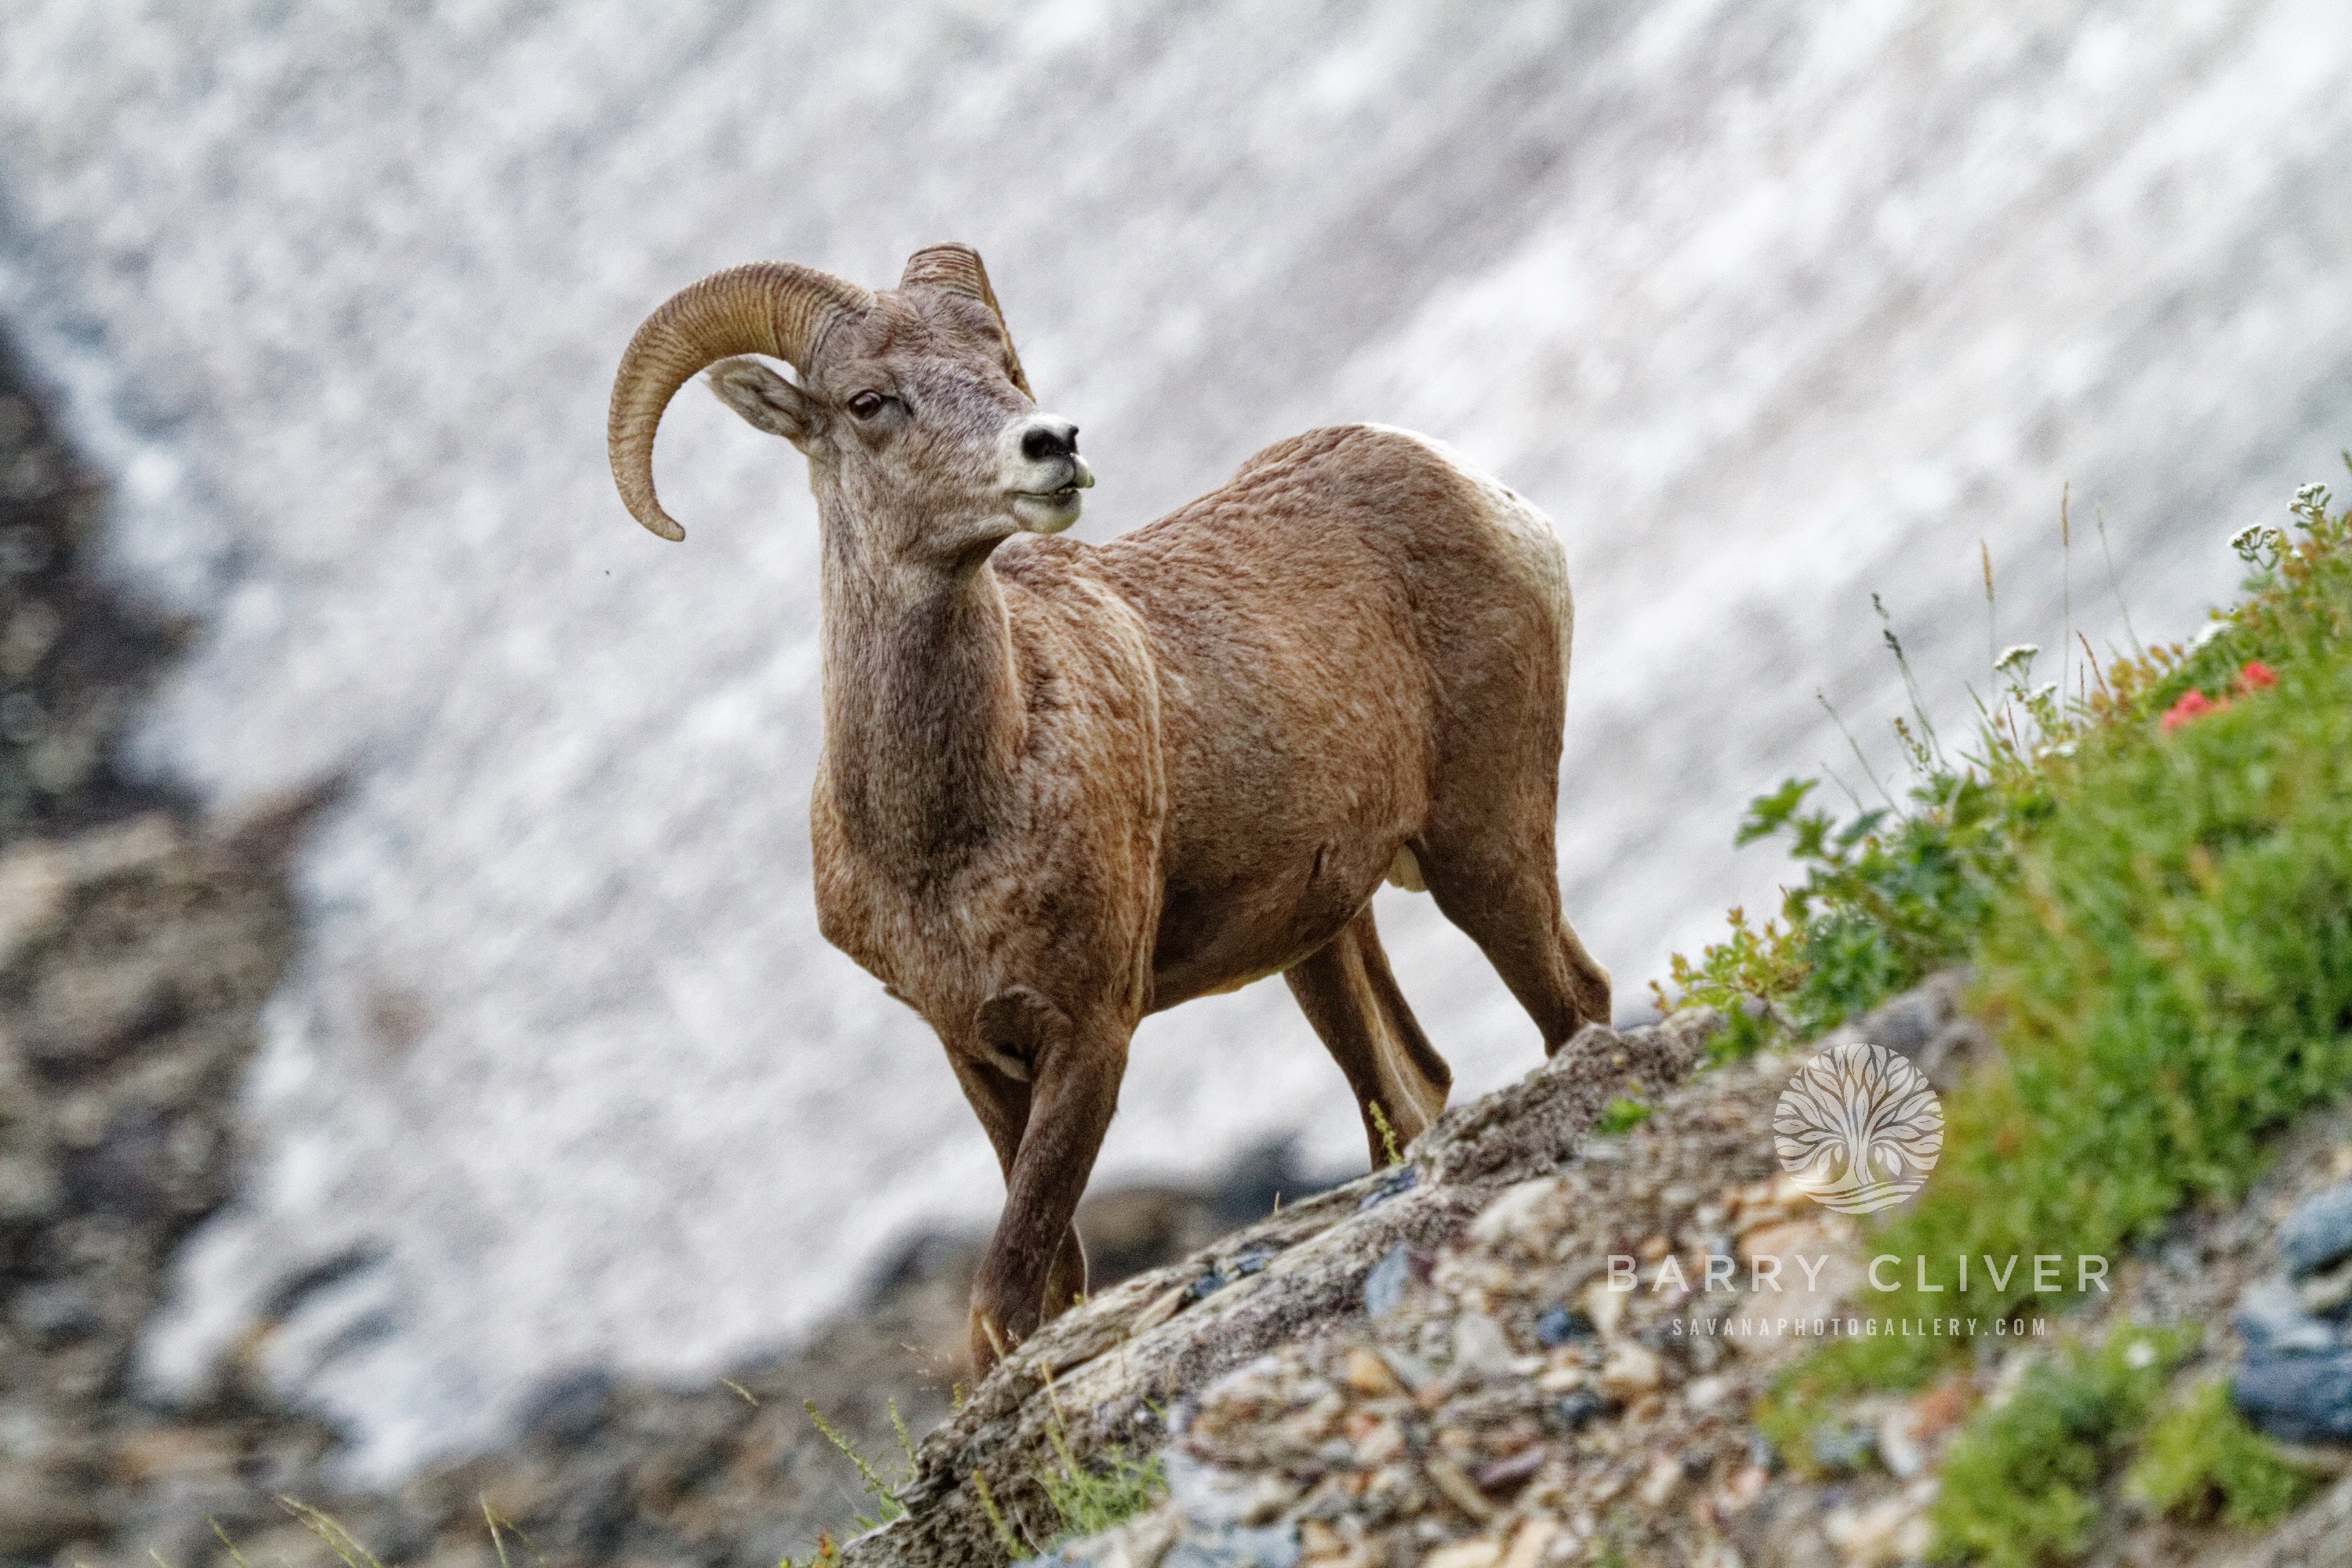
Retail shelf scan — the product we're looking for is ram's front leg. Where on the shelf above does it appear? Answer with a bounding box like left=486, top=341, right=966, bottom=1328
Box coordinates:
left=965, top=988, right=1128, bottom=1370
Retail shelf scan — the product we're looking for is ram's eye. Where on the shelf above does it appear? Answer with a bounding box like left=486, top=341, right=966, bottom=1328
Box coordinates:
left=847, top=391, right=887, bottom=419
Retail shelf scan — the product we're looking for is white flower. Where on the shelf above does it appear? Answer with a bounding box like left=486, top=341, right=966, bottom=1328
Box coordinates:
left=2191, top=621, right=2231, bottom=649
left=1994, top=644, right=2039, bottom=674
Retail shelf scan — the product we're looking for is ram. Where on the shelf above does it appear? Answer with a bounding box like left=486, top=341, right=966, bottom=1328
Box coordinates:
left=606, top=245, right=1610, bottom=1367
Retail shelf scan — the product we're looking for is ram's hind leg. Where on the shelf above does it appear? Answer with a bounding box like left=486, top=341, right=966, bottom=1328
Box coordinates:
left=1414, top=821, right=1611, bottom=1056
left=1286, top=904, right=1453, bottom=1168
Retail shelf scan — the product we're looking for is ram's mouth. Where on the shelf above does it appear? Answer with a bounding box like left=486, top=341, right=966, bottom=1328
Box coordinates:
left=1007, top=459, right=1094, bottom=532
left=1017, top=457, right=1094, bottom=500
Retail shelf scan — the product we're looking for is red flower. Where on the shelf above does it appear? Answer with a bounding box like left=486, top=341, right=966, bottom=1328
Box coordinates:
left=2236, top=659, right=2278, bottom=691
left=2161, top=690, right=2222, bottom=733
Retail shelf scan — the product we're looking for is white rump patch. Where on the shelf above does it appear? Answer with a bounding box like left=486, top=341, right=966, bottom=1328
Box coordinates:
left=1362, top=424, right=1574, bottom=684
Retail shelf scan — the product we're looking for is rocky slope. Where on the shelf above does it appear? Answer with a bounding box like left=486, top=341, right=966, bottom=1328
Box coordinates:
left=994, top=979, right=2352, bottom=1568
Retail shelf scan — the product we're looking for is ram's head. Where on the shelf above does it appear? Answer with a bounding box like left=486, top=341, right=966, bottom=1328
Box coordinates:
left=608, top=244, right=1091, bottom=557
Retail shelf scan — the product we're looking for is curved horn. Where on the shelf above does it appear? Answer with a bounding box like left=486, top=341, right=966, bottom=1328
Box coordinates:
left=607, top=262, right=873, bottom=541
left=898, top=243, right=1032, bottom=398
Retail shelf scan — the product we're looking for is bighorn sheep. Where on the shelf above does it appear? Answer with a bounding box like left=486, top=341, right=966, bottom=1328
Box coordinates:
left=606, top=245, right=1611, bottom=1367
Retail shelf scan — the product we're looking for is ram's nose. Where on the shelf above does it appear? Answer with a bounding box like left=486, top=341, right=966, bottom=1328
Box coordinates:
left=1018, top=418, right=1079, bottom=461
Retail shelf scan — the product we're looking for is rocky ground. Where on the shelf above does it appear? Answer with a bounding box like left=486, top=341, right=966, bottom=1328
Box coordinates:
left=1005, top=978, right=2352, bottom=1568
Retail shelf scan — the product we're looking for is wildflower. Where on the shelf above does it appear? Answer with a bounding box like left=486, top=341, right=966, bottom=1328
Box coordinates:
left=1994, top=644, right=2039, bottom=676
left=2160, top=690, right=2221, bottom=733
left=2236, top=660, right=2277, bottom=691
left=2231, top=524, right=2288, bottom=567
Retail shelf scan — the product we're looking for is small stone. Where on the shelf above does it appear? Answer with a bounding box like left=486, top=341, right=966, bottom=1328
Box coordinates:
left=1715, top=1462, right=1769, bottom=1513
left=1449, top=1312, right=1516, bottom=1381
left=1470, top=1443, right=1547, bottom=1492
left=2299, top=1254, right=2352, bottom=1316
left=1419, top=1535, right=1502, bottom=1568
left=1684, top=1374, right=1734, bottom=1414
left=1536, top=1361, right=1585, bottom=1393
left=1294, top=1520, right=1345, bottom=1564
left=1599, top=1341, right=1662, bottom=1400
left=1497, top=1517, right=1559, bottom=1568
left=1637, top=1451, right=1682, bottom=1507
left=1354, top=1417, right=1405, bottom=1466
left=1422, top=1454, right=1496, bottom=1523
left=1163, top=1521, right=1301, bottom=1568
left=1810, top=1422, right=1876, bottom=1474
left=1338, top=1346, right=1404, bottom=1399
left=1377, top=1348, right=1437, bottom=1395
left=2280, top=1182, right=2352, bottom=1277
left=1133, top=1283, right=1189, bottom=1334
left=1580, top=1280, right=1628, bottom=1338
left=1824, top=1494, right=1920, bottom=1566
left=1167, top=1454, right=1303, bottom=1531
left=2236, top=1277, right=2339, bottom=1354
left=1467, top=1175, right=1563, bottom=1245
left=1047, top=1506, right=1184, bottom=1568
left=1875, top=1403, right=1927, bottom=1479
left=2236, top=1349, right=2352, bottom=1443
left=1354, top=1165, right=1417, bottom=1210
left=1363, top=1245, right=1416, bottom=1318
left=1533, top=1305, right=1595, bottom=1347
left=1549, top=1389, right=1608, bottom=1432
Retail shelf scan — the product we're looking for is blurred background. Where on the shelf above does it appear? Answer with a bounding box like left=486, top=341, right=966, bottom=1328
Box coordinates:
left=2, top=0, right=2349, bottom=1491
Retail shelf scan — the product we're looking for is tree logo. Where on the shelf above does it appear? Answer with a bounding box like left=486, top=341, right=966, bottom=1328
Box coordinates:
left=1773, top=1040, right=1944, bottom=1214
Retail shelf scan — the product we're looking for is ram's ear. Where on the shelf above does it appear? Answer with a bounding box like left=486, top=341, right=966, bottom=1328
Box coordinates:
left=706, top=357, right=822, bottom=443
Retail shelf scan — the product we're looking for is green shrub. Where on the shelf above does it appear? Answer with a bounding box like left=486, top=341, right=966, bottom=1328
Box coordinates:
left=2125, top=1377, right=2319, bottom=1530
left=1037, top=1439, right=1167, bottom=1546
left=1870, top=482, right=2352, bottom=1340
left=1927, top=1327, right=2186, bottom=1568
left=1703, top=477, right=2352, bottom=1531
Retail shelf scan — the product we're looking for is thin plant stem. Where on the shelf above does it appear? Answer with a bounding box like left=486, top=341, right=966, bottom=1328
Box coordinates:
left=2060, top=485, right=2074, bottom=709
left=1817, top=689, right=1896, bottom=809
left=2095, top=504, right=2144, bottom=656
left=2078, top=632, right=2111, bottom=704
left=1872, top=593, right=1947, bottom=769
left=1981, top=540, right=1997, bottom=681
